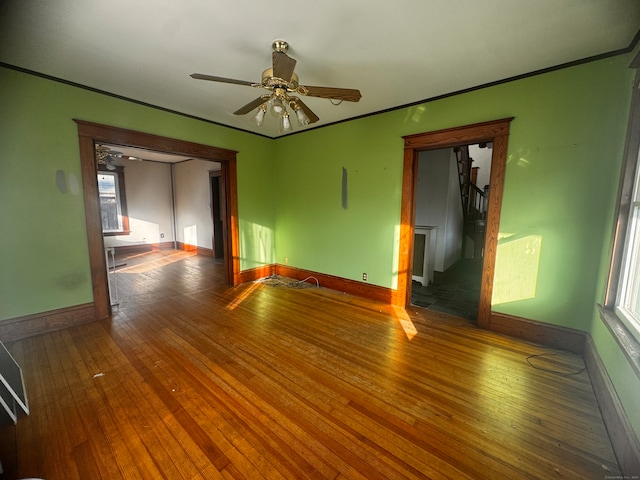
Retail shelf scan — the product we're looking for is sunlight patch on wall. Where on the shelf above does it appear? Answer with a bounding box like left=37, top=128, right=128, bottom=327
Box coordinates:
left=402, top=105, right=427, bottom=124
left=128, top=218, right=160, bottom=242
left=391, top=224, right=401, bottom=290
left=184, top=225, right=197, bottom=251
left=507, top=148, right=531, bottom=169
left=239, top=220, right=275, bottom=268
left=254, top=223, right=274, bottom=264
left=492, top=234, right=542, bottom=305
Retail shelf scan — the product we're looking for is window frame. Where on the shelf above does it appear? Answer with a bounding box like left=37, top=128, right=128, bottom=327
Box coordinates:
left=601, top=54, right=640, bottom=379
left=614, top=163, right=640, bottom=344
left=97, top=165, right=130, bottom=236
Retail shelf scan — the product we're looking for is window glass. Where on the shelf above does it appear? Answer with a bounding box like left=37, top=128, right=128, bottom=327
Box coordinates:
left=98, top=172, right=124, bottom=233
left=616, top=155, right=640, bottom=343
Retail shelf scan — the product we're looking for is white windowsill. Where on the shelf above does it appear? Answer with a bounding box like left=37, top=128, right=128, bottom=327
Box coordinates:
left=599, top=305, right=640, bottom=380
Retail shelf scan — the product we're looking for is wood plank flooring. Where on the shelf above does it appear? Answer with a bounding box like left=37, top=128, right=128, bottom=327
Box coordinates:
left=0, top=250, right=621, bottom=479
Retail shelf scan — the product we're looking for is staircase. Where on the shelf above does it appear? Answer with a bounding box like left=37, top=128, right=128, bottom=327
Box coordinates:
left=455, top=146, right=488, bottom=258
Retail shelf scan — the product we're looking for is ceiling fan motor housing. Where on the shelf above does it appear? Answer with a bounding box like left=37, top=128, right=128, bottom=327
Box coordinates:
left=262, top=69, right=299, bottom=90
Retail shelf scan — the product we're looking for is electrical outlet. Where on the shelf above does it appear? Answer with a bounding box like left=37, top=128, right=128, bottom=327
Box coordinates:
left=363, top=273, right=368, bottom=281
left=285, top=257, right=289, bottom=265
left=160, top=233, right=164, bottom=238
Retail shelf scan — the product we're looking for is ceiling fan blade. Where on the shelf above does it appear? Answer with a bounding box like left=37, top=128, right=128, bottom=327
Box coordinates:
left=302, top=85, right=362, bottom=103
left=190, top=73, right=256, bottom=87
left=272, top=52, right=297, bottom=81
left=294, top=98, right=319, bottom=124
left=233, top=96, right=270, bottom=115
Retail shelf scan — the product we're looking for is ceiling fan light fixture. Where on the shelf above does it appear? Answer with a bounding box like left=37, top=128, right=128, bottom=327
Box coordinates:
left=280, top=111, right=292, bottom=133
left=270, top=97, right=285, bottom=117
left=291, top=101, right=310, bottom=126
left=251, top=104, right=267, bottom=126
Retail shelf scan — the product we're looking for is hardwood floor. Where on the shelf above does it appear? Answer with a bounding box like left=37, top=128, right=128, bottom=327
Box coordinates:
left=1, top=250, right=621, bottom=479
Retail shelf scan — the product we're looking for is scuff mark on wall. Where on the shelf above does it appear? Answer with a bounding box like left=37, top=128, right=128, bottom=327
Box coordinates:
left=57, top=272, right=87, bottom=289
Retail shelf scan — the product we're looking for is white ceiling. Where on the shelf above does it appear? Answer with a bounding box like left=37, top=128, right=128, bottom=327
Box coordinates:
left=1, top=0, right=639, bottom=138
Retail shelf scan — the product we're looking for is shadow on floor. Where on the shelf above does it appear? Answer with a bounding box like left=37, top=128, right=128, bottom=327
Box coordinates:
left=411, top=258, right=482, bottom=322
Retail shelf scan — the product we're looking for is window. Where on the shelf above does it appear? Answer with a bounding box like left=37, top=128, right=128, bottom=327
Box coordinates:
left=601, top=58, right=640, bottom=378
left=97, top=167, right=129, bottom=235
left=615, top=150, right=640, bottom=343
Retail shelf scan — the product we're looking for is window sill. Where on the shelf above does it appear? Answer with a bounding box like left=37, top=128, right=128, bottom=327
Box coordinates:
left=598, top=305, right=640, bottom=380
left=103, top=231, right=131, bottom=237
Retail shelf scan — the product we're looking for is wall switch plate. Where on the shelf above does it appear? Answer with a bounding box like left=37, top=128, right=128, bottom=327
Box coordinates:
left=363, top=273, right=367, bottom=281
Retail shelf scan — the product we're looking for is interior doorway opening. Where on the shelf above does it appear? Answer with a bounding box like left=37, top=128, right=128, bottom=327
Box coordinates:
left=398, top=118, right=513, bottom=329
left=95, top=144, right=227, bottom=307
left=75, top=120, right=240, bottom=320
left=410, top=143, right=493, bottom=322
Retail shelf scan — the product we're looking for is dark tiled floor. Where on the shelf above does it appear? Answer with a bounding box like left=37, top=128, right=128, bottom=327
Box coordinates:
left=411, top=258, right=483, bottom=322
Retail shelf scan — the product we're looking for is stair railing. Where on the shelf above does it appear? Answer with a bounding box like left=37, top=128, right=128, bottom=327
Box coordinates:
left=467, top=183, right=488, bottom=221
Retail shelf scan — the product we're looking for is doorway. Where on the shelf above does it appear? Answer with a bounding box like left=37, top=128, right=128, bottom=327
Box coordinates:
left=397, top=118, right=513, bottom=329
left=410, top=144, right=492, bottom=322
left=75, top=120, right=241, bottom=320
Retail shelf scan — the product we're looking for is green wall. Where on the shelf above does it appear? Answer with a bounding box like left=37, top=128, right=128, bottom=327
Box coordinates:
left=275, top=55, right=632, bottom=331
left=0, top=67, right=276, bottom=320
left=273, top=53, right=638, bottom=439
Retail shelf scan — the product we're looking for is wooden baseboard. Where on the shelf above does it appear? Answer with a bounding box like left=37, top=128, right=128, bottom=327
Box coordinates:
left=275, top=264, right=397, bottom=304
left=237, top=263, right=396, bottom=304
left=238, top=264, right=276, bottom=284
left=0, top=303, right=97, bottom=343
left=176, top=241, right=196, bottom=253
left=175, top=241, right=214, bottom=257
left=111, top=242, right=175, bottom=255
left=583, top=335, right=640, bottom=476
left=489, top=311, right=586, bottom=354
left=196, top=246, right=214, bottom=257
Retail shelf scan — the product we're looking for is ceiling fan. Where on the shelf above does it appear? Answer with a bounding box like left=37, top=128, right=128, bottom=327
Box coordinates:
left=95, top=145, right=144, bottom=170
left=190, top=40, right=362, bottom=133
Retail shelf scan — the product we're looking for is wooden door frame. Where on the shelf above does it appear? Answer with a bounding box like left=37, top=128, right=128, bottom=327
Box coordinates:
left=75, top=120, right=240, bottom=320
left=398, top=118, right=513, bottom=329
